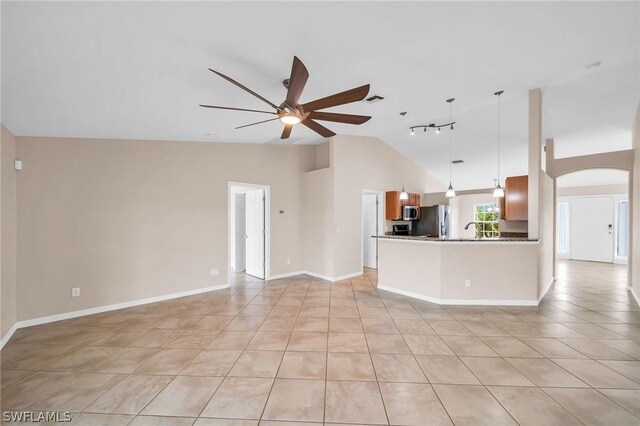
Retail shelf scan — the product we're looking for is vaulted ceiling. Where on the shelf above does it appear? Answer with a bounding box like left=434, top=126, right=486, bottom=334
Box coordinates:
left=2, top=1, right=638, bottom=189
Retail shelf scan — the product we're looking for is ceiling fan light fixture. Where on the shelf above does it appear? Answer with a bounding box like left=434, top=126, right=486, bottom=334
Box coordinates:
left=279, top=114, right=302, bottom=125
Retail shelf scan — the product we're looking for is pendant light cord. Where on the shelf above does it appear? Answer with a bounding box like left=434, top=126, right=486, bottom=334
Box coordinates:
left=496, top=91, right=502, bottom=185
left=449, top=101, right=453, bottom=185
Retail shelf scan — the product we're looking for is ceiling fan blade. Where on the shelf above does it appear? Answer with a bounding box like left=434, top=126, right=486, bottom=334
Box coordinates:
left=308, top=111, right=371, bottom=125
left=235, top=117, right=280, bottom=130
left=301, top=84, right=370, bottom=112
left=285, top=56, right=309, bottom=107
left=209, top=68, right=281, bottom=110
left=281, top=125, right=293, bottom=139
left=302, top=119, right=336, bottom=138
left=199, top=105, right=277, bottom=115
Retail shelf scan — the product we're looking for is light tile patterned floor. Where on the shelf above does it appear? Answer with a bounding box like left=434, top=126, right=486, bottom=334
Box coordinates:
left=1, top=260, right=639, bottom=425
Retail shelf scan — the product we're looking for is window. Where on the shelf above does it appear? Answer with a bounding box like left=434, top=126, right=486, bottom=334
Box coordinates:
left=473, top=204, right=500, bottom=238
left=617, top=200, right=628, bottom=257
left=557, top=202, right=568, bottom=253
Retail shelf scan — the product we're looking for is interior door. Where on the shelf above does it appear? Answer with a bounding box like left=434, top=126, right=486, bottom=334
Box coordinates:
left=363, top=194, right=379, bottom=269
left=570, top=196, right=614, bottom=263
left=234, top=193, right=246, bottom=272
left=245, top=189, right=265, bottom=279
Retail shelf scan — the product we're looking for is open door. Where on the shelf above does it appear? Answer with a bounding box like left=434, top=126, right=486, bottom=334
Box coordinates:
left=245, top=189, right=265, bottom=279
left=363, top=193, right=380, bottom=269
left=234, top=193, right=246, bottom=272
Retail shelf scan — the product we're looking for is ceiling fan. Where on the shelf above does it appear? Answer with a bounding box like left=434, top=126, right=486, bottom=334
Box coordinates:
left=200, top=56, right=372, bottom=139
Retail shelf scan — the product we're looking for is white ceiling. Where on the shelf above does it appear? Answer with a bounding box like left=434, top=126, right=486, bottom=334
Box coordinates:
left=2, top=1, right=638, bottom=190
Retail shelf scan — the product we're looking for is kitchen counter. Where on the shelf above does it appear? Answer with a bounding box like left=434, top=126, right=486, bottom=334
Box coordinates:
left=376, top=236, right=540, bottom=306
left=375, top=235, right=538, bottom=243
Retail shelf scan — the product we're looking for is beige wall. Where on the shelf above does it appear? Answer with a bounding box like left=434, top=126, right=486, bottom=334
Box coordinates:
left=557, top=184, right=628, bottom=197
left=632, top=103, right=640, bottom=297
left=300, top=135, right=444, bottom=279
left=302, top=168, right=334, bottom=277
left=15, top=136, right=317, bottom=320
left=330, top=135, right=443, bottom=277
left=1, top=126, right=18, bottom=338
left=538, top=172, right=555, bottom=296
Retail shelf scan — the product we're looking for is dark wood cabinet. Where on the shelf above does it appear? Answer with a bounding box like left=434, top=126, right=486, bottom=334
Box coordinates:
left=502, top=175, right=528, bottom=221
left=386, top=191, right=421, bottom=220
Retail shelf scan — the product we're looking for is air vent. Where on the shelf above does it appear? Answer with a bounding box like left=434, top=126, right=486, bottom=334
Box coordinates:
left=452, top=159, right=464, bottom=164
left=365, top=95, right=384, bottom=103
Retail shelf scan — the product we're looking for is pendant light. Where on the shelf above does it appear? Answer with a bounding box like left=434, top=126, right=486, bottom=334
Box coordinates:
left=399, top=186, right=409, bottom=200
left=493, top=90, right=505, bottom=198
left=445, top=98, right=456, bottom=198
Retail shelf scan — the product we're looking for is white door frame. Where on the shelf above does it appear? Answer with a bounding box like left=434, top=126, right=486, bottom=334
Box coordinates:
left=361, top=189, right=384, bottom=270
left=614, top=194, right=629, bottom=265
left=228, top=181, right=271, bottom=283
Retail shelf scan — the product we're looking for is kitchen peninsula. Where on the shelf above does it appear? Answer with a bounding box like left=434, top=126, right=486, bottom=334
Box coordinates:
left=375, top=235, right=541, bottom=306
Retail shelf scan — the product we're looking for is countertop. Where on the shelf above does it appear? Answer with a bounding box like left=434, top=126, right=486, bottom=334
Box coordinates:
left=374, top=235, right=539, bottom=242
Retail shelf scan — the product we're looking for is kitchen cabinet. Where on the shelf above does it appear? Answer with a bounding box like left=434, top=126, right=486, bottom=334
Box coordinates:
left=386, top=191, right=421, bottom=220
left=500, top=175, right=528, bottom=221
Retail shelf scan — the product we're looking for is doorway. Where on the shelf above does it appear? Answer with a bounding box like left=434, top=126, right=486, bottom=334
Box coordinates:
left=555, top=169, right=629, bottom=265
left=228, top=182, right=270, bottom=282
left=362, top=190, right=384, bottom=269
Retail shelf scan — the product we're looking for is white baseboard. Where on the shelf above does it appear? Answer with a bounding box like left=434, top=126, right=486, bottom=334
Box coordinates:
left=630, top=287, right=640, bottom=306
left=538, top=276, right=555, bottom=303
left=0, top=323, right=18, bottom=350
left=268, top=271, right=305, bottom=280
left=303, top=270, right=363, bottom=283
left=0, top=283, right=230, bottom=350
left=377, top=285, right=539, bottom=307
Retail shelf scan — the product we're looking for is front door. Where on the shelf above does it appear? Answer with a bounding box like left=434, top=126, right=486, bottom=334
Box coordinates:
left=245, top=189, right=265, bottom=278
left=570, top=196, right=614, bottom=263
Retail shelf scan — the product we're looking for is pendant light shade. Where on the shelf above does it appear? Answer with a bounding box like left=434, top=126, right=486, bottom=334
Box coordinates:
left=446, top=183, right=456, bottom=198
left=493, top=184, right=505, bottom=198
left=399, top=186, right=409, bottom=200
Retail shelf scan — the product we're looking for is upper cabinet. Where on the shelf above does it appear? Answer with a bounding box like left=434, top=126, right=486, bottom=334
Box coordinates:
left=500, top=175, right=528, bottom=221
left=386, top=191, right=421, bottom=220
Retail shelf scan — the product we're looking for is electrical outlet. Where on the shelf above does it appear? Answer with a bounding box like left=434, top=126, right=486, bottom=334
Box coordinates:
left=287, top=259, right=291, bottom=265
left=209, top=269, right=220, bottom=277
left=465, top=280, right=471, bottom=288
left=71, top=287, right=80, bottom=297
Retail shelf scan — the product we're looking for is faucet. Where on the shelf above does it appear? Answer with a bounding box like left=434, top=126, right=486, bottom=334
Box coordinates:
left=464, top=221, right=479, bottom=231
left=464, top=222, right=481, bottom=239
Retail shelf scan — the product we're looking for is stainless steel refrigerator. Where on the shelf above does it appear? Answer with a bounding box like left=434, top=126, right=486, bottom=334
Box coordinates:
left=413, top=205, right=451, bottom=238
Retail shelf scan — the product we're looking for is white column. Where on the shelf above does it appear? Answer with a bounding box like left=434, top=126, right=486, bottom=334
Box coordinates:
left=528, top=89, right=542, bottom=239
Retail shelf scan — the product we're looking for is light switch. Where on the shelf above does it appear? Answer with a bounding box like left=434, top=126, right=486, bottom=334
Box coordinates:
left=14, top=160, right=23, bottom=171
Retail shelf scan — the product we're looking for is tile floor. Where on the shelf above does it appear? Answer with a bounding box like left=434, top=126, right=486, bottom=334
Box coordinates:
left=1, top=260, right=639, bottom=425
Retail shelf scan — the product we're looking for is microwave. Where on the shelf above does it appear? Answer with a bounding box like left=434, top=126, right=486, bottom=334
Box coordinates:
left=402, top=205, right=419, bottom=220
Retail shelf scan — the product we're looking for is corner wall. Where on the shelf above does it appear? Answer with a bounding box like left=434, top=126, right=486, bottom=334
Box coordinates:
left=632, top=102, right=640, bottom=299
left=330, top=135, right=443, bottom=278
left=1, top=125, right=18, bottom=340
